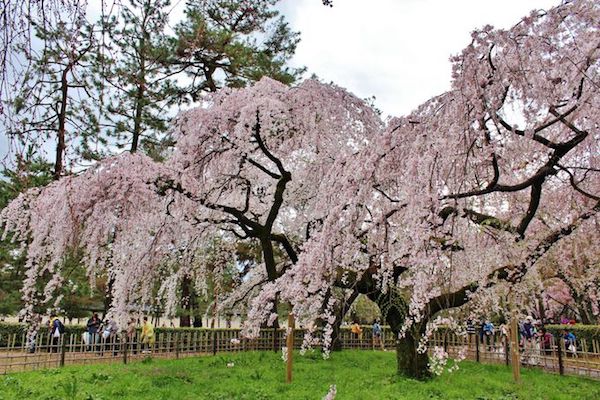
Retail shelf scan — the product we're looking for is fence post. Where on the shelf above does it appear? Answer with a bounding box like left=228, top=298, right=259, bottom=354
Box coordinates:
left=175, top=333, right=180, bottom=359
left=59, top=335, right=67, bottom=367
left=475, top=334, right=480, bottom=363
left=509, top=308, right=521, bottom=383
left=557, top=337, right=564, bottom=376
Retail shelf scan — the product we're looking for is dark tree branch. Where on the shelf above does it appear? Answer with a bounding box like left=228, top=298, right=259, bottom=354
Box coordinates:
left=245, top=155, right=281, bottom=179
left=271, top=232, right=298, bottom=264
left=252, top=110, right=287, bottom=176
left=516, top=181, right=543, bottom=237
left=439, top=206, right=517, bottom=234
left=428, top=283, right=478, bottom=316
left=557, top=165, right=600, bottom=201
left=373, top=184, right=402, bottom=203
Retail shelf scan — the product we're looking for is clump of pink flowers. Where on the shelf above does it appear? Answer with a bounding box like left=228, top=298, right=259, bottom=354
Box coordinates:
left=322, top=384, right=336, bottom=400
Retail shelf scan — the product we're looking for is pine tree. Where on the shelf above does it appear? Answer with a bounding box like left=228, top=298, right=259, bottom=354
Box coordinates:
left=5, top=13, right=100, bottom=179
left=172, top=0, right=305, bottom=101
left=100, top=0, right=178, bottom=154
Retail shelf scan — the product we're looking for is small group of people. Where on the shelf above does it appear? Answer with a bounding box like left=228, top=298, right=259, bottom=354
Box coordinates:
left=466, top=315, right=579, bottom=365
left=82, top=313, right=118, bottom=353
left=519, top=315, right=577, bottom=354
left=466, top=318, right=507, bottom=351
left=348, top=320, right=385, bottom=350
left=82, top=313, right=155, bottom=354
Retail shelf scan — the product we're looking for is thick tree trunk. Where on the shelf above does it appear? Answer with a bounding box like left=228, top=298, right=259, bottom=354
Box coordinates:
left=270, top=296, right=280, bottom=352
left=577, top=299, right=594, bottom=325
left=537, top=294, right=546, bottom=323
left=331, top=289, right=359, bottom=351
left=191, top=290, right=203, bottom=327
left=180, top=275, right=191, bottom=327
left=131, top=35, right=146, bottom=153
left=103, top=275, right=115, bottom=318
left=395, top=326, right=430, bottom=379
left=367, top=289, right=431, bottom=379
left=54, top=65, right=72, bottom=180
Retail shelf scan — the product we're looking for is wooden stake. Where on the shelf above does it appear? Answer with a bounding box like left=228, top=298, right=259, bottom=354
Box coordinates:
left=286, top=313, right=295, bottom=384
left=510, top=306, right=521, bottom=383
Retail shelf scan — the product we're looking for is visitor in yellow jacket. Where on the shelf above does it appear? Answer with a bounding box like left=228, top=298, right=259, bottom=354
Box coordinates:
left=141, top=316, right=155, bottom=353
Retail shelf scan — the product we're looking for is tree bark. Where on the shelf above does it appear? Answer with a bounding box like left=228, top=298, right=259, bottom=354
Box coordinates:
left=54, top=64, right=72, bottom=180
left=537, top=293, right=546, bottom=323
left=395, top=326, right=430, bottom=379
left=331, top=289, right=359, bottom=351
left=180, top=275, right=191, bottom=327
left=131, top=33, right=146, bottom=153
left=366, top=288, right=431, bottom=379
left=191, top=289, right=203, bottom=327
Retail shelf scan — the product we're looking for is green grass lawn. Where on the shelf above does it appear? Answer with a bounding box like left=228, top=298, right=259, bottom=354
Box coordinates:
left=0, top=350, right=598, bottom=399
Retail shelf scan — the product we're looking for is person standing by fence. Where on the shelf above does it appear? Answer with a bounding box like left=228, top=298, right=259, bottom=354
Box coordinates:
left=141, top=317, right=155, bottom=354
left=539, top=328, right=553, bottom=355
left=562, top=330, right=577, bottom=356
left=483, top=320, right=495, bottom=351
left=372, top=320, right=384, bottom=350
left=127, top=318, right=138, bottom=354
left=106, top=319, right=119, bottom=355
left=521, top=316, right=536, bottom=364
left=350, top=321, right=363, bottom=345
left=48, top=314, right=64, bottom=353
left=466, top=318, right=476, bottom=348
left=85, top=313, right=101, bottom=351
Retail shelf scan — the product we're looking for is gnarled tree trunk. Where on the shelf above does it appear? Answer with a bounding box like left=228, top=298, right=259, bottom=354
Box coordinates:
left=331, top=289, right=359, bottom=351
left=180, top=275, right=191, bottom=327
left=368, top=288, right=431, bottom=379
left=394, top=325, right=429, bottom=379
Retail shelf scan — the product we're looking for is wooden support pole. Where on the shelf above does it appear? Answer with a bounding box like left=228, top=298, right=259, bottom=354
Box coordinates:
left=504, top=335, right=510, bottom=366
left=510, top=308, right=521, bottom=383
left=123, top=335, right=128, bottom=364
left=286, top=313, right=295, bottom=384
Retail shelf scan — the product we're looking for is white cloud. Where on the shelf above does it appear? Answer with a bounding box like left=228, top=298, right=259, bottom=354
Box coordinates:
left=279, top=0, right=559, bottom=117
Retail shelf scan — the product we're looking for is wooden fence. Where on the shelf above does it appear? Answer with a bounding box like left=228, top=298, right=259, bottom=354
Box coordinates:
left=1, top=327, right=599, bottom=379
left=428, top=331, right=600, bottom=379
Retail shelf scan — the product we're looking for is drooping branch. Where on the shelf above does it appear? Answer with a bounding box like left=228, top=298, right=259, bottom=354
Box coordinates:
left=471, top=200, right=599, bottom=293
left=557, top=165, right=600, bottom=201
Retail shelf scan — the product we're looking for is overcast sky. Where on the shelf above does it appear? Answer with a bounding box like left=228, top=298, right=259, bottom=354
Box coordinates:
left=278, top=0, right=558, bottom=117
left=1, top=0, right=560, bottom=163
